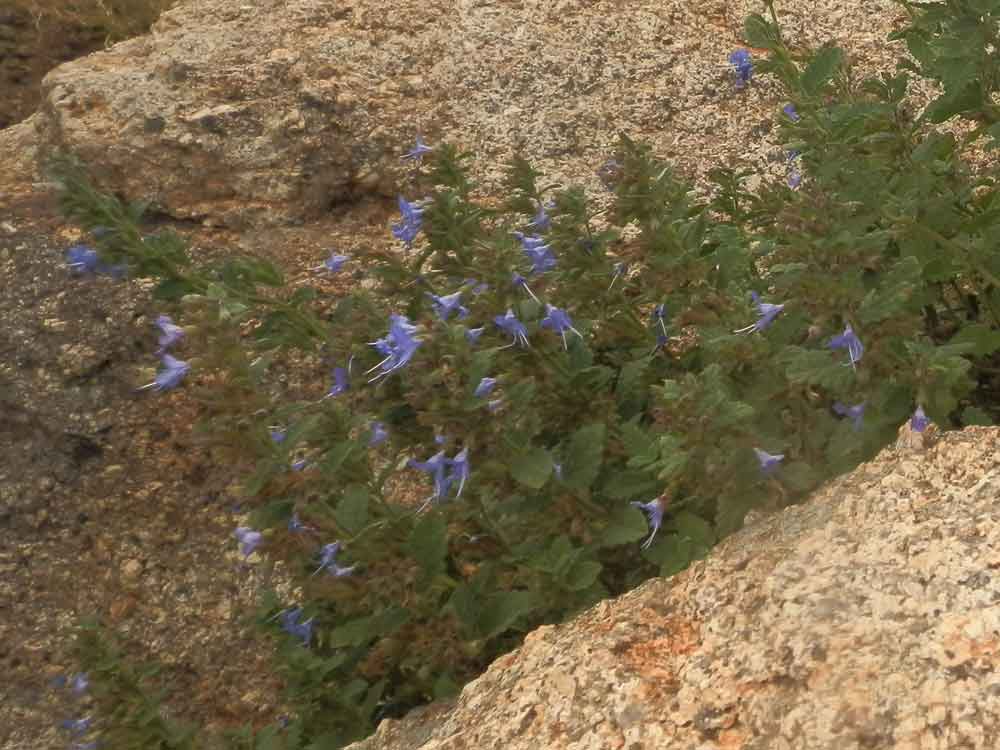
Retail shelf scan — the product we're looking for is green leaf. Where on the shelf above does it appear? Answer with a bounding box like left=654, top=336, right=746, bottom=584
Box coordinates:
left=601, top=469, right=661, bottom=500
left=671, top=510, right=716, bottom=550
left=599, top=503, right=650, bottom=547
left=925, top=80, right=984, bottom=123
left=406, top=512, right=449, bottom=578
left=949, top=324, right=1000, bottom=356
left=962, top=406, right=993, bottom=426
left=334, top=485, right=369, bottom=534
left=448, top=584, right=480, bottom=633
left=509, top=449, right=553, bottom=489
left=562, top=560, right=602, bottom=591
left=321, top=441, right=356, bottom=474
left=743, top=13, right=780, bottom=50
left=477, top=590, right=538, bottom=639
left=562, top=423, right=605, bottom=490
left=328, top=607, right=410, bottom=648
left=152, top=278, right=197, bottom=301
left=801, top=46, right=843, bottom=96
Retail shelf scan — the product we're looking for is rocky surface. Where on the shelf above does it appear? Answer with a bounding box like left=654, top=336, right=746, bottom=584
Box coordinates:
left=349, top=425, right=1000, bottom=750
left=31, top=0, right=924, bottom=228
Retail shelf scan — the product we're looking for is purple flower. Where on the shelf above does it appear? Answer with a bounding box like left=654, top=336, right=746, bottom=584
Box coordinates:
left=465, top=326, right=485, bottom=344
left=291, top=458, right=308, bottom=471
left=527, top=200, right=554, bottom=231
left=288, top=512, right=314, bottom=533
left=278, top=607, right=314, bottom=646
left=833, top=401, right=866, bottom=431
left=829, top=323, right=864, bottom=369
left=270, top=428, right=286, bottom=444
left=60, top=717, right=92, bottom=735
left=235, top=526, right=263, bottom=558
left=729, top=49, right=753, bottom=87
left=651, top=304, right=669, bottom=344
left=139, top=354, right=190, bottom=392
left=449, top=448, right=470, bottom=498
left=326, top=364, right=351, bottom=398
left=367, top=314, right=422, bottom=381
left=540, top=304, right=584, bottom=350
left=522, top=238, right=557, bottom=274
left=313, top=541, right=356, bottom=577
left=409, top=451, right=452, bottom=502
left=435, top=433, right=448, bottom=445
left=428, top=290, right=469, bottom=321
left=608, top=262, right=628, bottom=290
left=783, top=103, right=800, bottom=121
left=465, top=279, right=489, bottom=295
left=391, top=196, right=425, bottom=247
left=754, top=448, right=784, bottom=475
left=734, top=291, right=785, bottom=334
left=512, top=272, right=540, bottom=303
left=66, top=245, right=100, bottom=274
left=474, top=377, right=498, bottom=398
left=910, top=406, right=930, bottom=432
left=154, top=314, right=184, bottom=353
left=788, top=170, right=802, bottom=189
left=69, top=673, right=89, bottom=696
left=631, top=498, right=664, bottom=550
left=494, top=309, right=530, bottom=348
left=369, top=421, right=389, bottom=446
left=402, top=135, right=433, bottom=161
left=316, top=252, right=350, bottom=273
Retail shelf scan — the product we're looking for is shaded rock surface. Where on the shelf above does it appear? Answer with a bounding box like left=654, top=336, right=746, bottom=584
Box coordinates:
left=350, top=427, right=1000, bottom=750
left=32, top=0, right=920, bottom=227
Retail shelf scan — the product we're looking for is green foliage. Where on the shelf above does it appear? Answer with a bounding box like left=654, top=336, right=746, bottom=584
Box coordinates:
left=53, top=3, right=1000, bottom=747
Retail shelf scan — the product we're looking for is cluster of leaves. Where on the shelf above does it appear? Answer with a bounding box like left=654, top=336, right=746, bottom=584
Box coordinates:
left=53, top=3, right=1000, bottom=748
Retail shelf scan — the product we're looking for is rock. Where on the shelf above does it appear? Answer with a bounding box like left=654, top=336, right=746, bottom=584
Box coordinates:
left=29, top=0, right=918, bottom=228
left=348, top=427, right=1000, bottom=750
left=121, top=558, right=144, bottom=582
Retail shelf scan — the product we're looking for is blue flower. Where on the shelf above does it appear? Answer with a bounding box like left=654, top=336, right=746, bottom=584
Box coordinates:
left=313, top=541, right=356, bottom=577
left=829, top=323, right=864, bottom=369
left=154, top=315, right=184, bottom=354
left=474, top=377, right=498, bottom=398
left=326, top=364, right=351, bottom=398
left=428, top=290, right=469, bottom=321
left=788, top=170, right=802, bottom=189
left=519, top=235, right=557, bottom=274
left=465, top=326, right=485, bottom=344
left=540, top=304, right=584, bottom=350
left=449, top=448, right=470, bottom=498
left=494, top=309, right=530, bottom=348
left=278, top=607, right=314, bottom=646
left=66, top=244, right=102, bottom=274
left=754, top=448, right=784, bottom=475
left=288, top=512, right=313, bottom=533
left=60, top=717, right=92, bottom=735
left=512, top=272, right=541, bottom=303
left=70, top=673, right=89, bottom=696
left=316, top=252, right=350, bottom=273
left=833, top=401, right=866, bottom=431
left=235, top=526, right=263, bottom=558
left=140, top=354, right=190, bottom=392
left=651, top=304, right=669, bottom=346
left=608, top=262, right=628, bottom=290
left=391, top=196, right=425, bottom=247
left=435, top=433, right=448, bottom=445
left=729, top=49, right=753, bottom=87
left=783, top=103, right=800, bottom=121
left=409, top=451, right=452, bottom=502
left=734, top=291, right=785, bottom=334
left=910, top=406, right=930, bottom=432
left=367, top=314, right=422, bottom=381
left=369, top=421, right=389, bottom=446
left=291, top=458, right=308, bottom=471
left=631, top=498, right=664, bottom=550
left=270, top=428, right=286, bottom=443
left=527, top=200, right=554, bottom=231
left=402, top=135, right=433, bottom=161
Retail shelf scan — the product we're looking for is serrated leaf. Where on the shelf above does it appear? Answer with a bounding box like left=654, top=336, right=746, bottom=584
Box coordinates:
left=509, top=449, right=553, bottom=489
left=406, top=512, right=449, bottom=578
left=334, top=485, right=369, bottom=534
left=600, top=504, right=650, bottom=547
left=801, top=46, right=843, bottom=96
left=562, top=423, right=605, bottom=490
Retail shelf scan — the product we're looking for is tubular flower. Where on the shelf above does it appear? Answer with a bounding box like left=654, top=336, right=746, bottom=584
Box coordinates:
left=139, top=354, right=190, bottom=392
left=833, top=401, right=866, bottom=431
left=514, top=232, right=557, bottom=274
left=910, top=406, right=930, bottom=432
left=631, top=498, right=664, bottom=550
left=734, top=291, right=785, bottom=334
left=367, top=314, right=422, bottom=381
left=402, top=135, right=433, bottom=161
left=527, top=200, right=555, bottom=231
left=608, top=262, right=628, bottom=290
left=391, top=196, right=425, bottom=247
left=313, top=541, right=356, bottom=577
left=154, top=314, right=184, bottom=354
left=325, top=361, right=351, bottom=398
left=474, top=377, right=498, bottom=398
left=494, top=309, right=530, bottom=349
left=729, top=49, right=753, bottom=87
left=315, top=252, right=350, bottom=273
left=540, top=304, right=584, bottom=350
left=465, top=326, right=486, bottom=344
left=278, top=607, right=315, bottom=646
left=368, top=421, right=389, bottom=446
left=428, top=290, right=469, bottom=321
left=512, top=272, right=540, bottom=303
left=234, top=527, right=263, bottom=559
left=409, top=451, right=452, bottom=503
left=783, top=103, right=800, bottom=121
left=754, top=448, right=784, bottom=476
left=829, top=323, right=864, bottom=369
